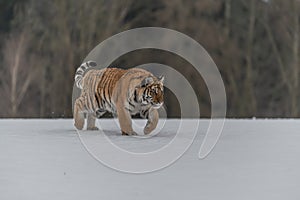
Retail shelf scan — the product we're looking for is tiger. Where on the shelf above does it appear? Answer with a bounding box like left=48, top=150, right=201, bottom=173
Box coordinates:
left=73, top=61, right=164, bottom=135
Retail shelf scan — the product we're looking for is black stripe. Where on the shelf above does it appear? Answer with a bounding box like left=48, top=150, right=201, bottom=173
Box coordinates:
left=89, top=61, right=97, bottom=67
left=76, top=69, right=84, bottom=74
left=134, top=90, right=138, bottom=103
left=141, top=109, right=149, bottom=118
left=125, top=107, right=131, bottom=112
left=129, top=101, right=135, bottom=108
left=102, top=90, right=108, bottom=104
left=106, top=76, right=112, bottom=103
left=80, top=65, right=87, bottom=71
left=129, top=75, right=145, bottom=82
left=95, top=94, right=101, bottom=109
left=142, top=89, right=148, bottom=101
left=102, top=85, right=112, bottom=109
left=101, top=73, right=109, bottom=103
left=101, top=99, right=105, bottom=108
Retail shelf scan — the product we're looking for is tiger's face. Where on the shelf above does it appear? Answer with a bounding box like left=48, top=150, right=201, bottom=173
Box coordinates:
left=145, top=83, right=164, bottom=108
left=140, top=76, right=164, bottom=109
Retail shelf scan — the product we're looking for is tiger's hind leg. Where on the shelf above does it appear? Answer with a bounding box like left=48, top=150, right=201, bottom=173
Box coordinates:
left=74, top=97, right=85, bottom=130
left=87, top=113, right=99, bottom=130
left=144, top=108, right=159, bottom=135
left=95, top=108, right=106, bottom=118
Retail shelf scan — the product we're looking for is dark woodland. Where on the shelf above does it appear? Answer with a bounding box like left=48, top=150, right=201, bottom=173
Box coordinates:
left=0, top=0, right=299, bottom=118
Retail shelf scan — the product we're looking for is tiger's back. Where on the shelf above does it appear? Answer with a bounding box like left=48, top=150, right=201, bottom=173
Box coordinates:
left=81, top=68, right=127, bottom=113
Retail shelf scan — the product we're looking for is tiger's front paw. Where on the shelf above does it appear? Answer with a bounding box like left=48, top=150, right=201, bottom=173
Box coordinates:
left=122, top=130, right=138, bottom=136
left=144, top=125, right=154, bottom=135
left=74, top=120, right=84, bottom=130
left=87, top=126, right=99, bottom=131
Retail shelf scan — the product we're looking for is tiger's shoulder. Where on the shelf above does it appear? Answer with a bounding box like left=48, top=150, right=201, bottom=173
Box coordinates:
left=111, top=68, right=155, bottom=101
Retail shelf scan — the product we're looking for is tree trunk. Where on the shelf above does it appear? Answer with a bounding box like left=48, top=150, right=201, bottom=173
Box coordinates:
left=291, top=0, right=299, bottom=117
left=10, top=33, right=24, bottom=117
left=225, top=0, right=231, bottom=37
left=245, top=0, right=257, bottom=116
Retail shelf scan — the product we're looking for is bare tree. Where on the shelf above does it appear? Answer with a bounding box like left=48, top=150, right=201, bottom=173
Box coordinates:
left=1, top=0, right=299, bottom=118
left=1, top=29, right=34, bottom=117
left=291, top=0, right=299, bottom=117
left=245, top=0, right=257, bottom=115
left=262, top=0, right=300, bottom=117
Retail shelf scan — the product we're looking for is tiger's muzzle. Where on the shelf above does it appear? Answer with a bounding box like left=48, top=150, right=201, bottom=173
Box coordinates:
left=152, top=102, right=163, bottom=109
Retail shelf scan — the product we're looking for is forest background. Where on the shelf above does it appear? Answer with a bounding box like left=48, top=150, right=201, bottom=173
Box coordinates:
left=0, top=0, right=299, bottom=118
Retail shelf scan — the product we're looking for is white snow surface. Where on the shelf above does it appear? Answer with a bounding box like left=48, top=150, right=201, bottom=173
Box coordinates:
left=0, top=119, right=300, bottom=200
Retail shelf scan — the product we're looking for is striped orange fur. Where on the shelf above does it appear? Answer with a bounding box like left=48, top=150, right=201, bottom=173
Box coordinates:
left=74, top=61, right=164, bottom=135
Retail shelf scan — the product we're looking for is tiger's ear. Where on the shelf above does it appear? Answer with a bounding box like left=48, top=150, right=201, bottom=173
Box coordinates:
left=141, top=77, right=154, bottom=87
left=158, top=75, right=165, bottom=84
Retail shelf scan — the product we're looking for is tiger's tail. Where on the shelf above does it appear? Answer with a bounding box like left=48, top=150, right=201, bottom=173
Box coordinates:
left=74, top=60, right=97, bottom=89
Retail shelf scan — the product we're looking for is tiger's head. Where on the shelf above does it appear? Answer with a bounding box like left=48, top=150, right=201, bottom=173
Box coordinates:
left=140, top=76, right=164, bottom=109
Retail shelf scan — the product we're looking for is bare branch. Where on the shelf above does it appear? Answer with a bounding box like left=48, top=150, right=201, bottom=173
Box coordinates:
left=262, top=20, right=293, bottom=93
